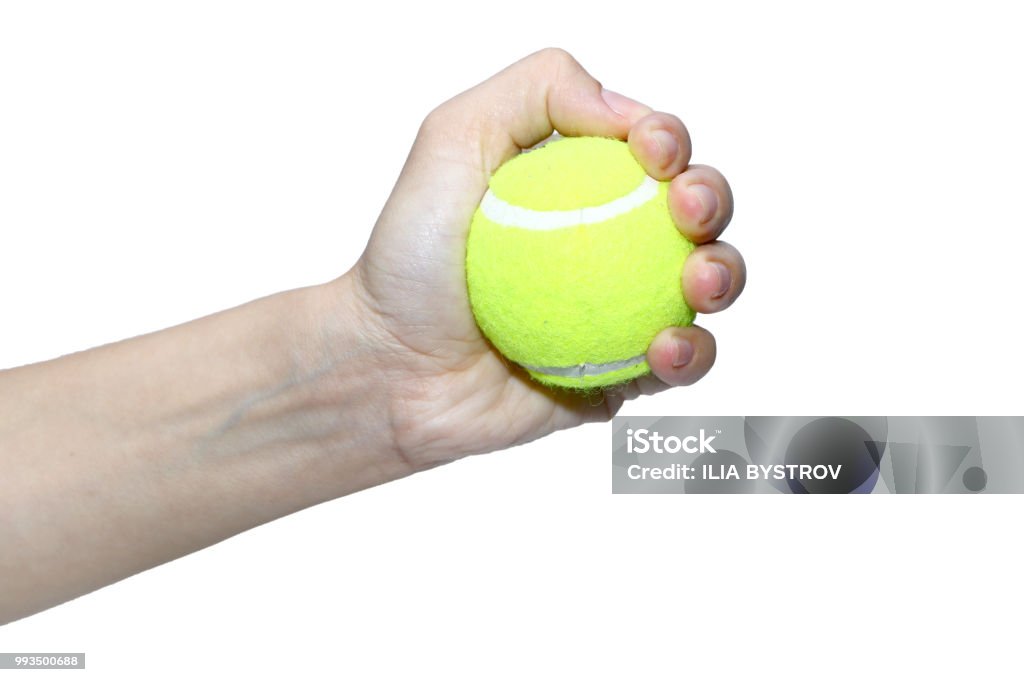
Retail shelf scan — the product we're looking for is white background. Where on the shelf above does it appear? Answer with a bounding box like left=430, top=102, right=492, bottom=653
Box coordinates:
left=1, top=1, right=1022, bottom=679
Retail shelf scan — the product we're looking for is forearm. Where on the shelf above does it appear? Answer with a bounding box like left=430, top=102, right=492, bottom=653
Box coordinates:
left=0, top=274, right=406, bottom=623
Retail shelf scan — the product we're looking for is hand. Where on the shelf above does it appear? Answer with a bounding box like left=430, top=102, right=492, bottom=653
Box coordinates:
left=0, top=48, right=745, bottom=623
left=341, top=48, right=746, bottom=469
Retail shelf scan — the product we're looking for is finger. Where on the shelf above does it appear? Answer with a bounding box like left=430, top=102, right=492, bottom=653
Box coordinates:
left=627, top=112, right=692, bottom=180
left=598, top=88, right=653, bottom=126
left=681, top=241, right=746, bottom=314
left=591, top=320, right=715, bottom=409
left=668, top=164, right=735, bottom=244
left=646, top=325, right=717, bottom=387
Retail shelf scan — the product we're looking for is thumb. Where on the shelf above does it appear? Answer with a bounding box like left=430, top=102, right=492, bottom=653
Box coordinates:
left=384, top=48, right=653, bottom=226
left=431, top=47, right=652, bottom=169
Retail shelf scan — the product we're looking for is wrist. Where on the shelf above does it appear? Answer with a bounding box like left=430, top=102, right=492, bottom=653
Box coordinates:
left=319, top=266, right=477, bottom=473
left=277, top=275, right=413, bottom=495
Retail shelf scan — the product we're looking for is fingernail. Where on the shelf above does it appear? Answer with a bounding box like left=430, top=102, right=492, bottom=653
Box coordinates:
left=711, top=262, right=731, bottom=299
left=601, top=88, right=644, bottom=117
left=672, top=338, right=695, bottom=368
left=651, top=129, right=679, bottom=167
left=688, top=184, right=718, bottom=224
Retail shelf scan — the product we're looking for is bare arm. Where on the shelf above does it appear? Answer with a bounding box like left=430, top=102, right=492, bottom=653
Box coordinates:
left=0, top=48, right=743, bottom=624
left=0, top=277, right=408, bottom=623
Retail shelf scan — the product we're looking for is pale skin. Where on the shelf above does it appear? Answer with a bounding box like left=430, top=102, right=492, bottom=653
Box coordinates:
left=0, top=49, right=745, bottom=624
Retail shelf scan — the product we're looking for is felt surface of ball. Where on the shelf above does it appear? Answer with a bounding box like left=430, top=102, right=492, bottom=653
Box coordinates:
left=465, top=136, right=696, bottom=389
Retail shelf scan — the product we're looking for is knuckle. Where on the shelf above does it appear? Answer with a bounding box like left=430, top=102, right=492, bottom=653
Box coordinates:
left=529, top=46, right=582, bottom=76
left=534, top=46, right=576, bottom=65
left=418, top=99, right=458, bottom=138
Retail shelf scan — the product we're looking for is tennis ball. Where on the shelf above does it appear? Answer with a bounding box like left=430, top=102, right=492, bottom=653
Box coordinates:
left=465, top=136, right=696, bottom=389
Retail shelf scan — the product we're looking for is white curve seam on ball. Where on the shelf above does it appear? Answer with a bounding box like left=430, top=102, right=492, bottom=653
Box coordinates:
left=519, top=354, right=647, bottom=379
left=479, top=175, right=659, bottom=230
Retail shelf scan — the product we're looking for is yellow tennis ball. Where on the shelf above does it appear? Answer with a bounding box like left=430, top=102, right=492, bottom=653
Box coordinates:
left=465, top=136, right=696, bottom=389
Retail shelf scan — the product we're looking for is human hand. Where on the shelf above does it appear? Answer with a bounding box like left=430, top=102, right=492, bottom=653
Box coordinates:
left=339, top=48, right=745, bottom=469
left=0, top=49, right=746, bottom=622
left=0, top=47, right=742, bottom=623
